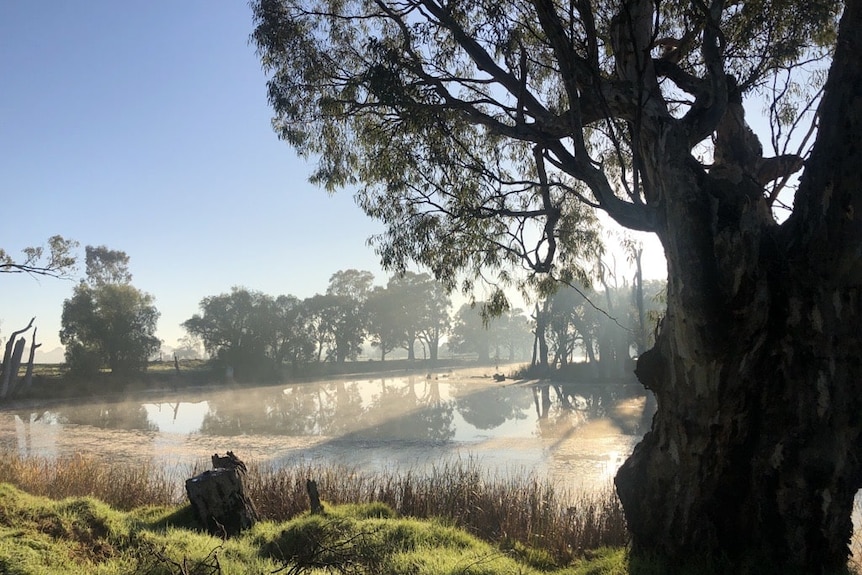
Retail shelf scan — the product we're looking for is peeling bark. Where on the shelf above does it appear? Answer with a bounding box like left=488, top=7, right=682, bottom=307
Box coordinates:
left=616, top=2, right=862, bottom=571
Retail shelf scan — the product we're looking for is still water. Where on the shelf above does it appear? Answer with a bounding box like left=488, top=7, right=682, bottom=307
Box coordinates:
left=0, top=366, right=648, bottom=492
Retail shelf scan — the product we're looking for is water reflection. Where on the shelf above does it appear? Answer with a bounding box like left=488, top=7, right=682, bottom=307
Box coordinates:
left=0, top=369, right=648, bottom=490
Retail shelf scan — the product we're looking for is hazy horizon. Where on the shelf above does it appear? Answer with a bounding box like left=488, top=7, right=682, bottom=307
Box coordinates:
left=1, top=2, right=667, bottom=353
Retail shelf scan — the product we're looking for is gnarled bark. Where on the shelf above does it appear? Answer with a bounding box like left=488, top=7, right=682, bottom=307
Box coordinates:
left=185, top=468, right=259, bottom=537
left=616, top=2, right=862, bottom=572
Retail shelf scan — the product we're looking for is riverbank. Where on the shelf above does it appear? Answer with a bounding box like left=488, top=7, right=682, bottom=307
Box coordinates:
left=0, top=480, right=635, bottom=575
left=5, top=358, right=522, bottom=407
left=0, top=449, right=627, bottom=573
left=1, top=453, right=858, bottom=574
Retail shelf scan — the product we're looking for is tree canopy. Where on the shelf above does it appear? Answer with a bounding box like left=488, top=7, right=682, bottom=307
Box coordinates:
left=252, top=0, right=836, bottom=294
left=252, top=0, right=861, bottom=570
left=84, top=245, right=133, bottom=287
left=60, top=247, right=160, bottom=376
left=0, top=236, right=78, bottom=279
left=181, top=287, right=306, bottom=379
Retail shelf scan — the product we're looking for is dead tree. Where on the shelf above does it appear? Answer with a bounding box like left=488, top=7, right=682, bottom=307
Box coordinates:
left=0, top=317, right=34, bottom=399
left=185, top=452, right=259, bottom=537
left=22, top=327, right=41, bottom=390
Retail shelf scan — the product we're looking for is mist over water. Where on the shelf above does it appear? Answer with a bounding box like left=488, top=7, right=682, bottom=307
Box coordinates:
left=0, top=366, right=648, bottom=492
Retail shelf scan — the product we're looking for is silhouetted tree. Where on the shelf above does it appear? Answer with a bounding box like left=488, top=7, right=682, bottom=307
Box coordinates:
left=409, top=273, right=452, bottom=361
left=272, top=295, right=317, bottom=371
left=303, top=293, right=366, bottom=363
left=253, top=0, right=859, bottom=569
left=390, top=272, right=451, bottom=360
left=0, top=236, right=77, bottom=278
left=83, top=245, right=132, bottom=286
left=61, top=279, right=160, bottom=377
left=326, top=269, right=374, bottom=300
left=489, top=308, right=533, bottom=362
left=365, top=285, right=402, bottom=360
left=182, top=287, right=278, bottom=379
left=448, top=303, right=492, bottom=362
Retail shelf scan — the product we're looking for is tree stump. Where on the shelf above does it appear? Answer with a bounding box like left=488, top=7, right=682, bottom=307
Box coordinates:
left=306, top=479, right=324, bottom=514
left=185, top=468, right=259, bottom=537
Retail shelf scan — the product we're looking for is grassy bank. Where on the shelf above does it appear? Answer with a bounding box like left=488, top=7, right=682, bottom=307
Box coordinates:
left=0, top=451, right=631, bottom=574
left=1, top=452, right=860, bottom=574
left=12, top=357, right=508, bottom=403
left=0, top=481, right=631, bottom=575
left=0, top=451, right=626, bottom=566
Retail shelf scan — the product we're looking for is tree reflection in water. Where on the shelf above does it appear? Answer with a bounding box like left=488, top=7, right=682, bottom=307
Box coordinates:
left=0, top=369, right=648, bottom=489
left=452, top=380, right=531, bottom=430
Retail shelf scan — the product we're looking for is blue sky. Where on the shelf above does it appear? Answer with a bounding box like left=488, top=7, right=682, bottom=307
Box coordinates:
left=1, top=1, right=665, bottom=354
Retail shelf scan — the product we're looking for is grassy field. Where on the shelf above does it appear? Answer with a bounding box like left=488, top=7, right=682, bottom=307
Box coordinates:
left=0, top=450, right=631, bottom=574
left=0, top=480, right=636, bottom=575
left=1, top=451, right=859, bottom=574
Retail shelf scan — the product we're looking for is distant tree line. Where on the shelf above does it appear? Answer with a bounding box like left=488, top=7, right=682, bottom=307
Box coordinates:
left=178, top=264, right=664, bottom=381
left=180, top=269, right=537, bottom=380
left=3, top=240, right=665, bottom=384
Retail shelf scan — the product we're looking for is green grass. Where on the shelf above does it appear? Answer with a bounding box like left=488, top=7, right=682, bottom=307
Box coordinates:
left=5, top=480, right=858, bottom=575
left=0, top=481, right=631, bottom=575
left=1, top=451, right=859, bottom=574
left=0, top=450, right=626, bottom=565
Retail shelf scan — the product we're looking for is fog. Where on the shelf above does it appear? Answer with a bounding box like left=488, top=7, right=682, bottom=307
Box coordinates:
left=0, top=366, right=648, bottom=492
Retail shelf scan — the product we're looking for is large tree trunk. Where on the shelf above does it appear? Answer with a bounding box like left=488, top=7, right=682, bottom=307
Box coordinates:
left=616, top=3, right=862, bottom=572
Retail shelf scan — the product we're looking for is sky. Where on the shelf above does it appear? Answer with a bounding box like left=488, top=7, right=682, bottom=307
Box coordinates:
left=0, top=1, right=666, bottom=355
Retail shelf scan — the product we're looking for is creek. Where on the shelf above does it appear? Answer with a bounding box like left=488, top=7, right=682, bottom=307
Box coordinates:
left=0, top=365, right=649, bottom=493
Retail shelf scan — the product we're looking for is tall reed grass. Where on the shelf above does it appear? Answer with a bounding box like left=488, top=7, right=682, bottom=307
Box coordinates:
left=0, top=451, right=177, bottom=508
left=246, top=456, right=628, bottom=562
left=0, top=450, right=626, bottom=564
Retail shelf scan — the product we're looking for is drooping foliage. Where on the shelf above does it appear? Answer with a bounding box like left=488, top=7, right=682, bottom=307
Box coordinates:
left=0, top=236, right=78, bottom=278
left=251, top=0, right=861, bottom=571
left=252, top=0, right=836, bottom=296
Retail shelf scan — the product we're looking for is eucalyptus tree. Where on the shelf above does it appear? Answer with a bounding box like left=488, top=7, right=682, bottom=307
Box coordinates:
left=389, top=271, right=451, bottom=360
left=546, top=285, right=588, bottom=367
left=326, top=269, right=375, bottom=300
left=252, top=0, right=859, bottom=569
left=174, top=335, right=205, bottom=360
left=316, top=269, right=373, bottom=362
left=182, top=287, right=278, bottom=378
left=448, top=302, right=492, bottom=361
left=0, top=236, right=78, bottom=278
left=83, top=245, right=133, bottom=287
left=365, top=284, right=403, bottom=360
left=272, top=294, right=317, bottom=370
left=60, top=247, right=159, bottom=376
left=488, top=308, right=533, bottom=361
left=303, top=292, right=367, bottom=363
left=413, top=274, right=451, bottom=361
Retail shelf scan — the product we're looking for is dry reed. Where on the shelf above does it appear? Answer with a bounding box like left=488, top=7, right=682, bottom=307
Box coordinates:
left=0, top=450, right=627, bottom=564
left=244, top=456, right=628, bottom=562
